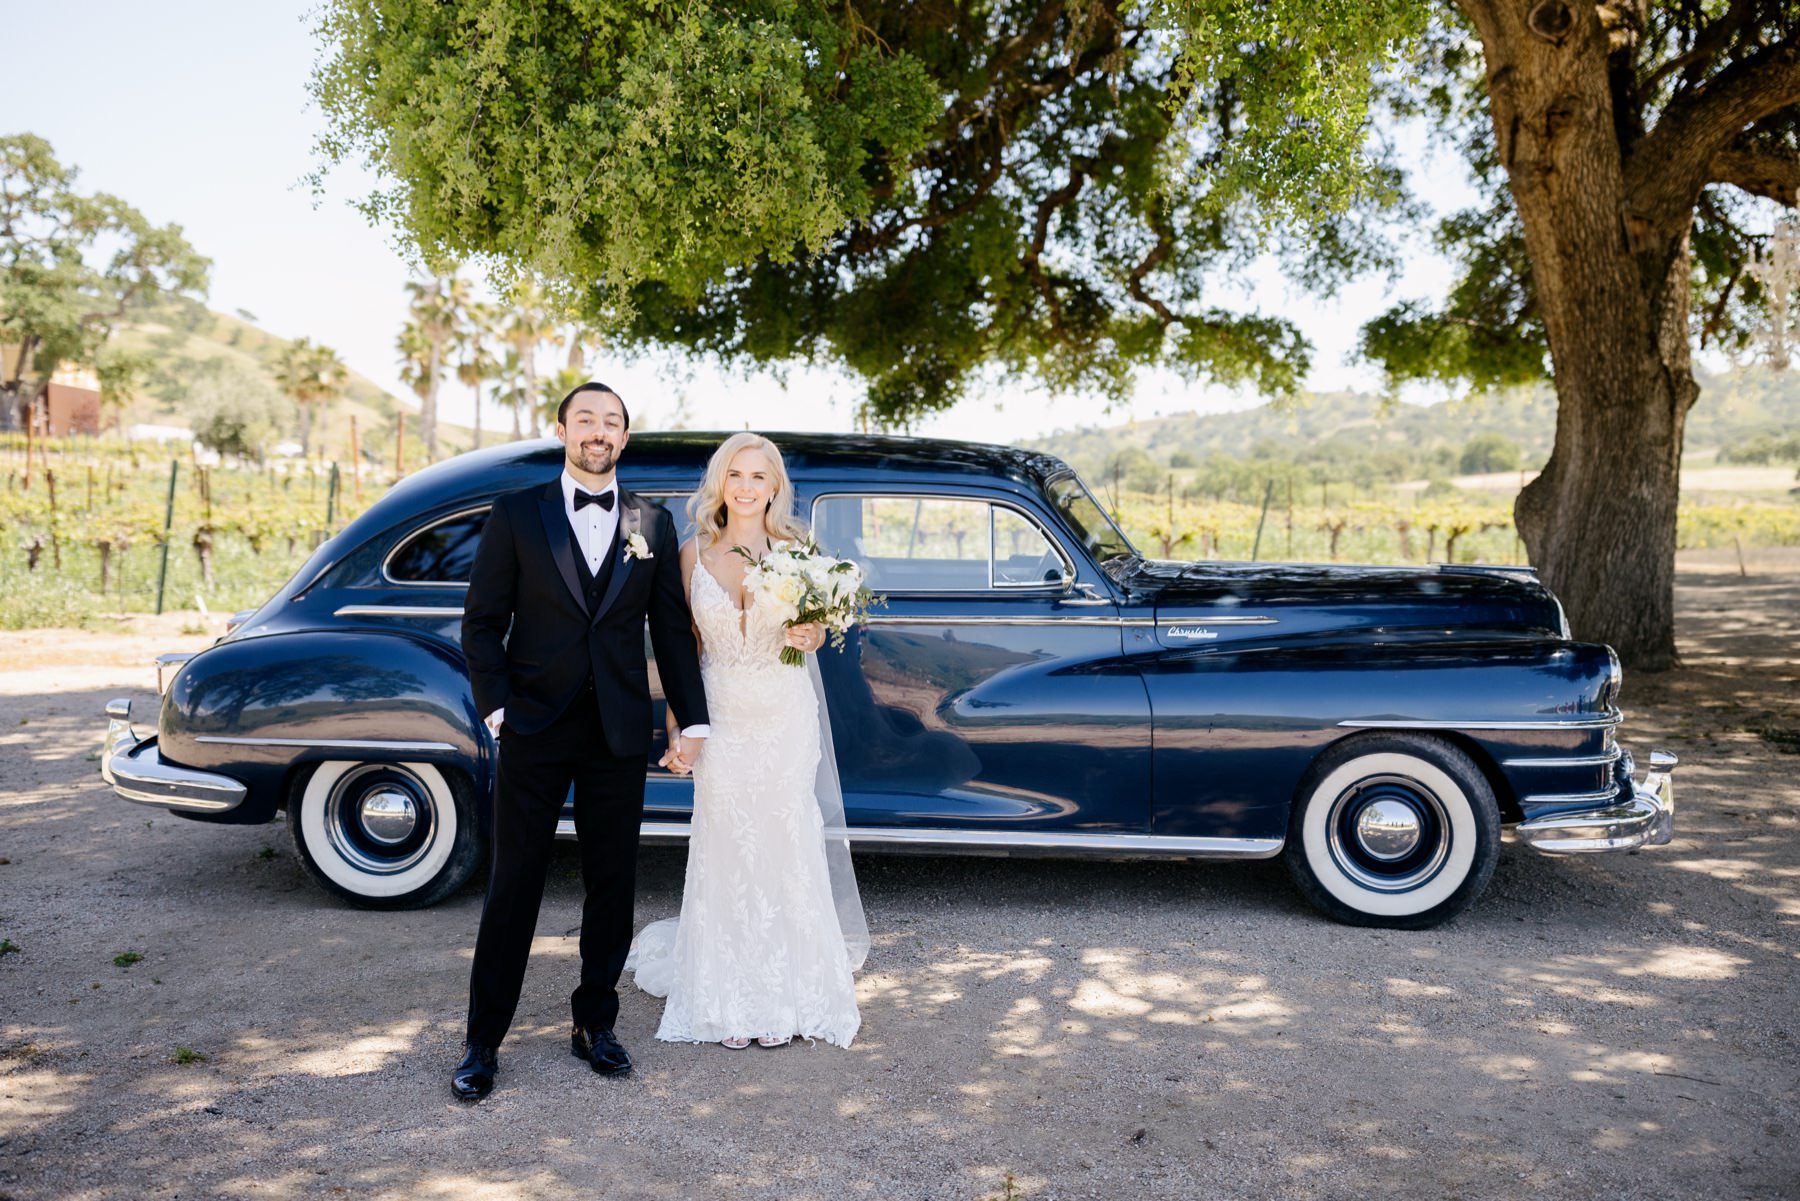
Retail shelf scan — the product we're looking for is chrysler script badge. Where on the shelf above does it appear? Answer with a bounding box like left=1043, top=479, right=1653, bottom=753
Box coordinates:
left=1166, top=626, right=1219, bottom=640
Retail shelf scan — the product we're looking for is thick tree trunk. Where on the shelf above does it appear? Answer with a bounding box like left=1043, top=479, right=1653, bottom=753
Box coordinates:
left=1471, top=0, right=1699, bottom=670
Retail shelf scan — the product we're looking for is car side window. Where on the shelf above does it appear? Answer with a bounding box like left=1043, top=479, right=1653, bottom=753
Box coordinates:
left=386, top=510, right=489, bottom=584
left=992, top=505, right=1063, bottom=586
left=812, top=495, right=1064, bottom=591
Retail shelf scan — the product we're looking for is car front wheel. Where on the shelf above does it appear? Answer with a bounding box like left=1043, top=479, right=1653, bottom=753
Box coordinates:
left=288, top=761, right=483, bottom=909
left=1284, top=733, right=1499, bottom=929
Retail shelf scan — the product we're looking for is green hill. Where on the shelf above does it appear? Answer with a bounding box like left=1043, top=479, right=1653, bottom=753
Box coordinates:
left=1026, top=367, right=1800, bottom=499
left=108, top=300, right=478, bottom=461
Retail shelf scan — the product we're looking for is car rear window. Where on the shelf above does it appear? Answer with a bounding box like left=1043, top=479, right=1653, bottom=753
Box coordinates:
left=386, top=510, right=489, bottom=584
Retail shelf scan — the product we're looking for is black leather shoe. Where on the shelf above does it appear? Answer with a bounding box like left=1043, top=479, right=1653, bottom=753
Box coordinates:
left=571, top=1025, right=632, bottom=1076
left=451, top=1043, right=498, bottom=1102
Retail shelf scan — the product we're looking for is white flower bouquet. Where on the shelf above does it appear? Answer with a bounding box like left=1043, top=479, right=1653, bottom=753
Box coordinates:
left=734, top=540, right=881, bottom=666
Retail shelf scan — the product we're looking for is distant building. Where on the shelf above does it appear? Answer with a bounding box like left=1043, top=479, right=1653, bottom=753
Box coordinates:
left=45, top=364, right=102, bottom=435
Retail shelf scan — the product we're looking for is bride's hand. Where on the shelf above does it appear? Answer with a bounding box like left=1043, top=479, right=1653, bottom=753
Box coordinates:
left=784, top=622, right=824, bottom=653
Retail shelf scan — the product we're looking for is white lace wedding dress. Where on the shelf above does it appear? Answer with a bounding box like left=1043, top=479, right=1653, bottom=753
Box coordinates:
left=625, top=561, right=863, bottom=1046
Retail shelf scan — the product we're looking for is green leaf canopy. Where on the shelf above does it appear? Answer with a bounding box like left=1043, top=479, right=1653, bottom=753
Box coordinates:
left=311, top=1, right=1424, bottom=424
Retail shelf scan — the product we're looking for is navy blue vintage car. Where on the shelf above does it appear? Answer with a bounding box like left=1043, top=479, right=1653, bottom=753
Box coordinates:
left=101, top=434, right=1676, bottom=928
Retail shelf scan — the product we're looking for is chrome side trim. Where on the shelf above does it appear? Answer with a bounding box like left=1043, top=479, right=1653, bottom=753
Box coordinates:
left=832, top=828, right=1283, bottom=857
left=194, top=736, right=457, bottom=752
left=334, top=605, right=465, bottom=618
left=101, top=699, right=247, bottom=814
left=1503, top=748, right=1624, bottom=768
left=1159, top=616, right=1278, bottom=626
left=560, top=819, right=1283, bottom=859
left=1520, top=787, right=1619, bottom=807
left=1339, top=709, right=1624, bottom=731
left=865, top=615, right=1125, bottom=627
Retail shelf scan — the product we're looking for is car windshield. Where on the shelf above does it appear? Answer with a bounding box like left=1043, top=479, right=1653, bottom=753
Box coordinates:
left=1046, top=473, right=1138, bottom=566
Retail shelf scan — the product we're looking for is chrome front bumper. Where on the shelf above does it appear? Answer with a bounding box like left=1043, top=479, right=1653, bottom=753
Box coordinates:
left=1514, top=750, right=1677, bottom=853
left=101, top=699, right=247, bottom=813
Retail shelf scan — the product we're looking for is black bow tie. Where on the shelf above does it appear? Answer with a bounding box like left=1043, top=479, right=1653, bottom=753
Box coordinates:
left=574, top=489, right=615, bottom=512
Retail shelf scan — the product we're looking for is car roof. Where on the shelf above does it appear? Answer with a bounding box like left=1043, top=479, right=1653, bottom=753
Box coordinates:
left=376, top=431, right=1075, bottom=512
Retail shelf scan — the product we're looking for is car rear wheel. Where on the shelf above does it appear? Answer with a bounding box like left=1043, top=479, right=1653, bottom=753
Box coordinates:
left=288, top=761, right=483, bottom=909
left=1284, top=733, right=1499, bottom=929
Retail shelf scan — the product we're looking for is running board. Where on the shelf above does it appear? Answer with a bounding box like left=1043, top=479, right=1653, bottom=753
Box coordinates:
left=557, top=819, right=1283, bottom=860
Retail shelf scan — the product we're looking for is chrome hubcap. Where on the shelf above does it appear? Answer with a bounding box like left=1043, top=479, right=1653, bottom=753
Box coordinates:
left=322, top=765, right=437, bottom=875
left=1355, top=799, right=1423, bottom=860
left=358, top=789, right=418, bottom=845
left=1325, top=774, right=1451, bottom=893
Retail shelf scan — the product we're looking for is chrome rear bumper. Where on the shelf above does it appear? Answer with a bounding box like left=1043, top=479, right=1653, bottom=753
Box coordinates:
left=101, top=698, right=247, bottom=813
left=1514, top=750, right=1677, bottom=853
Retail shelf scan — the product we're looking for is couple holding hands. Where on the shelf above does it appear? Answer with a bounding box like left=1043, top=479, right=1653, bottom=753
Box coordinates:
left=452, top=383, right=867, bottom=1102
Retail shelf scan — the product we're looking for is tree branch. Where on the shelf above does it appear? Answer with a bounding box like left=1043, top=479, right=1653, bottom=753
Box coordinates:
left=1626, top=36, right=1800, bottom=228
left=1642, top=0, right=1758, bottom=94
left=1124, top=204, right=1177, bottom=326
left=1021, top=170, right=1088, bottom=335
left=1709, top=141, right=1800, bottom=206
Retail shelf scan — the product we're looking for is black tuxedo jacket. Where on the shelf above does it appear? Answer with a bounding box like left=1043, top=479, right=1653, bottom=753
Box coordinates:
left=461, top=479, right=708, bottom=754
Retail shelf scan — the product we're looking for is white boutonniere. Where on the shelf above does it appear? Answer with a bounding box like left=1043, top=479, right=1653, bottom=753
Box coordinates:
left=624, top=531, right=653, bottom=561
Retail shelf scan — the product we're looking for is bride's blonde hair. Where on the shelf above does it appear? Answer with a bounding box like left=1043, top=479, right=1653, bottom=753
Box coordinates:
left=688, top=432, right=810, bottom=549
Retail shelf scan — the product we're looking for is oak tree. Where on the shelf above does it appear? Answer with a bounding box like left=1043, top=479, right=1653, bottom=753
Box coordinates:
left=0, top=134, right=209, bottom=428
left=1355, top=2, right=1800, bottom=668
left=310, top=0, right=1420, bottom=425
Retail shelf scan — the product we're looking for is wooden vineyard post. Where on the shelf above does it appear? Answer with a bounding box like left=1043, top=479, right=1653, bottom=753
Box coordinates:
left=349, top=415, right=362, bottom=503
left=1250, top=479, right=1274, bottom=562
left=46, top=469, right=60, bottom=569
left=325, top=461, right=340, bottom=534
left=155, top=459, right=179, bottom=615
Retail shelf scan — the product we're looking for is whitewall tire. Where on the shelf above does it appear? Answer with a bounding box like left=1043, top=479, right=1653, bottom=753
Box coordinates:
left=288, top=761, right=483, bottom=909
left=1284, top=733, right=1499, bottom=929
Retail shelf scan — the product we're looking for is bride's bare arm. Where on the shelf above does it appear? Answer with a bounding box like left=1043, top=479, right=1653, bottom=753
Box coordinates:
left=661, top=538, right=705, bottom=772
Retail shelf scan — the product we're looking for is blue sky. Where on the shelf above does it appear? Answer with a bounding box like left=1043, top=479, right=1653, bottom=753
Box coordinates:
left=10, top=2, right=1473, bottom=442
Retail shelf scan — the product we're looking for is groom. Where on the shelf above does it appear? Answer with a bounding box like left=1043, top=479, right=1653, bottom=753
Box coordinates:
left=452, top=382, right=710, bottom=1102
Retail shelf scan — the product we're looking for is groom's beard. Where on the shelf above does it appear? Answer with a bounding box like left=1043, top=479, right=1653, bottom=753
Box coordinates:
left=568, top=439, right=619, bottom=475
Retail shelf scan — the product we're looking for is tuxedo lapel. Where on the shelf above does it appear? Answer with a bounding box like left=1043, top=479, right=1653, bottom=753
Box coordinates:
left=591, top=489, right=641, bottom=624
left=537, top=481, right=588, bottom=616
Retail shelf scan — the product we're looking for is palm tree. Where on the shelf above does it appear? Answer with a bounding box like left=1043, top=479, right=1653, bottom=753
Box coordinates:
left=273, top=337, right=347, bottom=456
left=492, top=348, right=527, bottom=441
left=499, top=280, right=560, bottom=440
left=537, top=364, right=589, bottom=432
left=403, top=272, right=469, bottom=459
left=454, top=301, right=499, bottom=451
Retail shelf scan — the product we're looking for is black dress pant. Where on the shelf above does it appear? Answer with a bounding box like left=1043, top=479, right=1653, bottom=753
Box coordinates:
left=465, top=685, right=647, bottom=1048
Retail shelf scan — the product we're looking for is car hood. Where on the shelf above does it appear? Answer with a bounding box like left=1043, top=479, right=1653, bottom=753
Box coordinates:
left=1115, top=558, right=1567, bottom=648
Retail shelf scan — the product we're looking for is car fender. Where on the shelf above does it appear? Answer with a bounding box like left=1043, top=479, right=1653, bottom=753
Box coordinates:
left=1143, top=637, right=1618, bottom=840
left=158, top=629, right=491, bottom=824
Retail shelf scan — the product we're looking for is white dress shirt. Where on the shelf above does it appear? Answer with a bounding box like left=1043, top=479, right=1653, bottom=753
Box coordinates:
left=560, top=470, right=618, bottom=574
left=483, top=471, right=708, bottom=740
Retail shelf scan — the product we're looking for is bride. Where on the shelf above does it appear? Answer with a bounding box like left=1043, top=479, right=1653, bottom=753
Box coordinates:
left=626, top=432, right=868, bottom=1048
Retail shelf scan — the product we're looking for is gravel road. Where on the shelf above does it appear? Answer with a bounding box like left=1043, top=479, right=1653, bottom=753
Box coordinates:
left=1, top=563, right=1796, bottom=1201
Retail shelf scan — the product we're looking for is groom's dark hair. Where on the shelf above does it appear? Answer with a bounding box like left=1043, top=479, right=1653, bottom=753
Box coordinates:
left=556, top=382, right=630, bottom=430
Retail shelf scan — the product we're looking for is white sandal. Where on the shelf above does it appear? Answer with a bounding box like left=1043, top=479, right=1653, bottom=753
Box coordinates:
left=721, top=1036, right=752, bottom=1050
left=755, top=1034, right=792, bottom=1049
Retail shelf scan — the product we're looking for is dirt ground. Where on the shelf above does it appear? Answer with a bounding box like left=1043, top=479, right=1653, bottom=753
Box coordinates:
left=1, top=554, right=1796, bottom=1201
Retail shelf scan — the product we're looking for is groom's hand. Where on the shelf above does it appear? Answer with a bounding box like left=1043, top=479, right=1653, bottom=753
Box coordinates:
left=665, top=734, right=704, bottom=775
left=484, top=708, right=505, bottom=737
